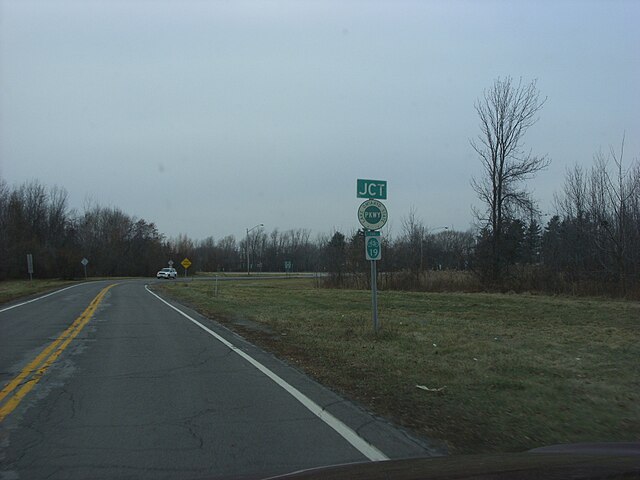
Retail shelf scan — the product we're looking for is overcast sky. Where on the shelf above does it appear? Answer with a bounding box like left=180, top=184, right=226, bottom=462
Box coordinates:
left=1, top=0, right=638, bottom=241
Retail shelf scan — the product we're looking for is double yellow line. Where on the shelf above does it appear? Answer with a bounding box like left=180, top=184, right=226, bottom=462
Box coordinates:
left=0, top=284, right=116, bottom=422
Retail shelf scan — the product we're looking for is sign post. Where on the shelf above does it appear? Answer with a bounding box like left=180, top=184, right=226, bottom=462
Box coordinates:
left=357, top=179, right=388, bottom=333
left=181, top=258, right=192, bottom=278
left=365, top=231, right=382, bottom=332
left=26, top=254, right=33, bottom=281
left=81, top=257, right=89, bottom=280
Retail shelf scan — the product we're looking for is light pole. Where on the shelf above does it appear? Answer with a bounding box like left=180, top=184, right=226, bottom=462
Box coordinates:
left=421, top=226, right=449, bottom=272
left=246, top=223, right=264, bottom=276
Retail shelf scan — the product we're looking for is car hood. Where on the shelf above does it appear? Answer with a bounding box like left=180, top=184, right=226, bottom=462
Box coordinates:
left=259, top=443, right=640, bottom=480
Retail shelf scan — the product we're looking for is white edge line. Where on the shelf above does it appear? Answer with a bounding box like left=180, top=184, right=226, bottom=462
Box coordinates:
left=0, top=283, right=86, bottom=314
left=145, top=284, right=389, bottom=462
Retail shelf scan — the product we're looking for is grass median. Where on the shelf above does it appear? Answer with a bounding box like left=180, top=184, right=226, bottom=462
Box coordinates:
left=0, top=279, right=78, bottom=305
left=154, top=278, right=639, bottom=454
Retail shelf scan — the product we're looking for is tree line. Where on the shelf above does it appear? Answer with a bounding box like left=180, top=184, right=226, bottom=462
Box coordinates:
left=1, top=170, right=638, bottom=297
left=467, top=77, right=639, bottom=297
left=0, top=180, right=165, bottom=279
left=2, top=77, right=638, bottom=297
left=545, top=137, right=640, bottom=296
left=0, top=179, right=475, bottom=282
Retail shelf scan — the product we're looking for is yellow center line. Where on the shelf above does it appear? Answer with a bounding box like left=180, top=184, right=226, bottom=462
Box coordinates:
left=0, top=284, right=116, bottom=423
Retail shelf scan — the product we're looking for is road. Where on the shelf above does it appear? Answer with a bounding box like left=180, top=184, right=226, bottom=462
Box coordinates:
left=0, top=280, right=436, bottom=479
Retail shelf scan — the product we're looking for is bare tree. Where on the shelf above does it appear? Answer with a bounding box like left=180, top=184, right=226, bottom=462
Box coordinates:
left=589, top=135, right=640, bottom=294
left=399, top=207, right=425, bottom=283
left=471, top=77, right=550, bottom=283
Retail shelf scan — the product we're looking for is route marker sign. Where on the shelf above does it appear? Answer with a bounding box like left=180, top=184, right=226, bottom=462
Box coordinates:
left=358, top=199, right=388, bottom=230
left=357, top=179, right=387, bottom=200
left=81, top=257, right=89, bottom=280
left=365, top=231, right=382, bottom=261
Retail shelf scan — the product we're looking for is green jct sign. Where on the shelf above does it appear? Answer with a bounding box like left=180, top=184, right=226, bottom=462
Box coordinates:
left=357, top=179, right=387, bottom=200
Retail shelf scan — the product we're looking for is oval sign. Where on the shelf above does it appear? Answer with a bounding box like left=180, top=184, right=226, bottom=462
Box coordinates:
left=358, top=199, right=388, bottom=230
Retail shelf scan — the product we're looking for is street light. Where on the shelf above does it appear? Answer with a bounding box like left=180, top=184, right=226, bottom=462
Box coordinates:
left=421, top=226, right=449, bottom=272
left=246, top=223, right=264, bottom=275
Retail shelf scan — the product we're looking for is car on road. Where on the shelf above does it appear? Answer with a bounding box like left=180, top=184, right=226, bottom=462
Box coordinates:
left=156, top=267, right=177, bottom=279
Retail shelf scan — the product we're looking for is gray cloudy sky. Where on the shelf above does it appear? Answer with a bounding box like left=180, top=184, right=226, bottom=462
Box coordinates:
left=1, top=0, right=638, bottom=241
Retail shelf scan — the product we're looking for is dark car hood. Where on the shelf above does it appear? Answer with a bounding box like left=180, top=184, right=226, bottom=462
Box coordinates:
left=261, top=443, right=640, bottom=480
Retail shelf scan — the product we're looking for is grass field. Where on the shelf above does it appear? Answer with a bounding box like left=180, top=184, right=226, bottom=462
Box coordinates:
left=157, top=278, right=639, bottom=454
left=0, top=279, right=79, bottom=305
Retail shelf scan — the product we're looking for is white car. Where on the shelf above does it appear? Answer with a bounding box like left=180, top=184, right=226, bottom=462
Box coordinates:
left=156, top=267, right=177, bottom=279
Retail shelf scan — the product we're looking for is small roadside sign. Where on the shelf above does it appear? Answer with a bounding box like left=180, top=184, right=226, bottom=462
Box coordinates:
left=181, top=258, right=192, bottom=278
left=26, top=254, right=33, bottom=281
left=81, top=257, right=89, bottom=280
left=284, top=260, right=292, bottom=272
left=168, top=260, right=174, bottom=267
left=365, top=231, right=382, bottom=261
left=358, top=199, right=388, bottom=230
left=357, top=179, right=387, bottom=200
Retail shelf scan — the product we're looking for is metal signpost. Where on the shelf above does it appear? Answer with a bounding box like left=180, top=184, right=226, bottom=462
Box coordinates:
left=81, top=257, right=89, bottom=280
left=365, top=231, right=382, bottom=331
left=181, top=258, right=192, bottom=277
left=26, top=254, right=33, bottom=281
left=357, top=179, right=388, bottom=333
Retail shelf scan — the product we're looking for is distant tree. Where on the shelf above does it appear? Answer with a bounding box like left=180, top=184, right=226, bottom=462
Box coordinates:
left=523, top=220, right=542, bottom=264
left=324, top=231, right=347, bottom=284
left=434, top=229, right=475, bottom=270
left=588, top=136, right=640, bottom=294
left=471, top=77, right=549, bottom=284
left=398, top=207, right=425, bottom=283
left=547, top=136, right=639, bottom=296
left=345, top=229, right=368, bottom=286
left=540, top=215, right=562, bottom=272
left=217, top=235, right=241, bottom=271
left=0, top=179, right=13, bottom=279
left=554, top=164, right=593, bottom=279
left=194, top=236, right=217, bottom=272
left=502, top=219, right=526, bottom=265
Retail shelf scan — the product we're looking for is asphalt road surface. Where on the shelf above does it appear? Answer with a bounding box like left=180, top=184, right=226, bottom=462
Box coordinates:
left=0, top=280, right=437, bottom=479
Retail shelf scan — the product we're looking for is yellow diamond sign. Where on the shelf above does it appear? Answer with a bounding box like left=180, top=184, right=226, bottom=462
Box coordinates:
left=181, top=258, right=192, bottom=269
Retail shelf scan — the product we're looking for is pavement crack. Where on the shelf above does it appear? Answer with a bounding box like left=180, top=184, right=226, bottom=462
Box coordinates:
left=52, top=386, right=77, bottom=422
left=184, top=423, right=205, bottom=450
left=355, top=419, right=376, bottom=436
left=321, top=399, right=344, bottom=411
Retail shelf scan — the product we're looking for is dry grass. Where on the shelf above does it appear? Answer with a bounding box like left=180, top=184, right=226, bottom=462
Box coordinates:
left=0, top=279, right=78, bottom=305
left=155, top=278, right=640, bottom=454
